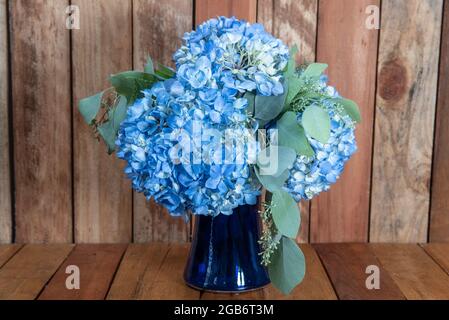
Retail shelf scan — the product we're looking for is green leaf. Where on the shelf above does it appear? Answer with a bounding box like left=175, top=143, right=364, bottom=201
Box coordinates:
left=155, top=63, right=175, bottom=79
left=144, top=56, right=154, bottom=74
left=271, top=190, right=300, bottom=238
left=256, top=145, right=296, bottom=177
left=254, top=81, right=288, bottom=121
left=277, top=112, right=314, bottom=157
left=255, top=167, right=290, bottom=193
left=333, top=97, right=361, bottom=123
left=301, top=63, right=328, bottom=79
left=285, top=63, right=328, bottom=107
left=244, top=92, right=255, bottom=116
left=268, top=237, right=306, bottom=295
left=285, top=75, right=302, bottom=106
left=78, top=91, right=104, bottom=125
left=285, top=45, right=299, bottom=78
left=302, top=105, right=331, bottom=143
left=284, top=46, right=301, bottom=107
left=97, top=96, right=128, bottom=154
left=290, top=44, right=299, bottom=56
left=110, top=71, right=158, bottom=105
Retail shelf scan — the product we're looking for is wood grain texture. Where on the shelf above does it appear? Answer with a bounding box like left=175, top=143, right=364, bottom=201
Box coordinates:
left=371, top=0, right=443, bottom=242
left=282, top=244, right=336, bottom=299
left=72, top=0, right=132, bottom=243
left=257, top=0, right=317, bottom=243
left=38, top=244, right=127, bottom=300
left=10, top=0, right=72, bottom=243
left=311, top=0, right=378, bottom=242
left=132, top=0, right=192, bottom=243
left=372, top=244, right=449, bottom=299
left=107, top=243, right=170, bottom=299
left=0, top=244, right=73, bottom=299
left=314, top=243, right=405, bottom=300
left=258, top=0, right=317, bottom=64
left=135, top=244, right=199, bottom=299
left=202, top=244, right=337, bottom=300
left=195, top=0, right=257, bottom=25
left=421, top=243, right=449, bottom=274
left=0, top=245, right=22, bottom=268
left=430, top=1, right=449, bottom=242
left=0, top=0, right=11, bottom=243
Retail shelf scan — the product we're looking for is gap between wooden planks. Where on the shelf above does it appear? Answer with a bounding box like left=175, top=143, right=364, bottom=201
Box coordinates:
left=39, top=244, right=128, bottom=300
left=0, top=244, right=74, bottom=300
left=314, top=243, right=405, bottom=300
left=0, top=243, right=449, bottom=300
left=371, top=244, right=449, bottom=299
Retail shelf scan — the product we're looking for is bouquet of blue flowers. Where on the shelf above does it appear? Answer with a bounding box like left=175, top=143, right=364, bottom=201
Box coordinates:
left=79, top=17, right=360, bottom=294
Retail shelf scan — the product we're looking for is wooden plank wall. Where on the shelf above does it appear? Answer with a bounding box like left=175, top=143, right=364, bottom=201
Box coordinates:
left=0, top=0, right=11, bottom=244
left=430, top=0, right=449, bottom=242
left=10, top=0, right=72, bottom=243
left=72, top=0, right=133, bottom=243
left=312, top=0, right=378, bottom=242
left=0, top=0, right=448, bottom=244
left=371, top=0, right=443, bottom=242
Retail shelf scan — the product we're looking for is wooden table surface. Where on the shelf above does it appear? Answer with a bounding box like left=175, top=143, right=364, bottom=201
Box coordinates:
left=0, top=243, right=448, bottom=300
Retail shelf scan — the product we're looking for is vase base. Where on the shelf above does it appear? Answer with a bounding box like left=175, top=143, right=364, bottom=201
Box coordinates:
left=183, top=204, right=271, bottom=295
left=185, top=281, right=271, bottom=294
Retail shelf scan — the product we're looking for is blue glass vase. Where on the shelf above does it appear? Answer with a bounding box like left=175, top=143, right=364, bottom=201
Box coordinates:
left=184, top=204, right=270, bottom=292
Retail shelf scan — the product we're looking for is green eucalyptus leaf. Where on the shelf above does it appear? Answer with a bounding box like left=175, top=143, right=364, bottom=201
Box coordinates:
left=285, top=45, right=299, bottom=77
left=284, top=46, right=300, bottom=107
left=144, top=56, right=154, bottom=74
left=97, top=96, right=128, bottom=154
left=110, top=71, right=158, bottom=105
left=285, top=63, right=328, bottom=107
left=244, top=92, right=255, bottom=116
left=290, top=44, right=299, bottom=56
left=268, top=237, right=306, bottom=295
left=256, top=145, right=296, bottom=177
left=254, top=81, right=288, bottom=121
left=277, top=112, right=314, bottom=157
left=79, top=91, right=104, bottom=125
left=301, top=63, right=328, bottom=79
left=285, top=75, right=302, bottom=107
left=155, top=63, right=175, bottom=79
left=333, top=97, right=361, bottom=123
left=271, top=190, right=300, bottom=238
left=255, top=167, right=290, bottom=193
left=302, top=105, right=331, bottom=144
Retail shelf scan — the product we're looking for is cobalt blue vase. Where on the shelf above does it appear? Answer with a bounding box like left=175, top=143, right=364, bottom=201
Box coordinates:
left=183, top=204, right=270, bottom=292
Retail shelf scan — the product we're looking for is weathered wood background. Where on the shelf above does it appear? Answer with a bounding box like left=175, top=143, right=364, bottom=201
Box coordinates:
left=0, top=0, right=447, bottom=244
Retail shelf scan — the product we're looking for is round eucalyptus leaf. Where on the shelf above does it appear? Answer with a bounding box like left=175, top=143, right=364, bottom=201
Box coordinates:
left=277, top=112, right=314, bottom=157
left=301, top=63, right=328, bottom=79
left=257, top=145, right=296, bottom=177
left=255, top=168, right=289, bottom=193
left=254, top=81, right=288, bottom=121
left=302, top=105, right=331, bottom=144
left=333, top=97, right=361, bottom=123
left=268, top=237, right=306, bottom=295
left=271, top=190, right=300, bottom=238
left=79, top=91, right=104, bottom=125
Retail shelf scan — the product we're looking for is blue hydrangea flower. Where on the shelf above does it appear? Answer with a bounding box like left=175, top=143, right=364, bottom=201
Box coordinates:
left=116, top=79, right=260, bottom=217
left=174, top=16, right=289, bottom=96
left=283, top=78, right=357, bottom=202
left=115, top=16, right=358, bottom=219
